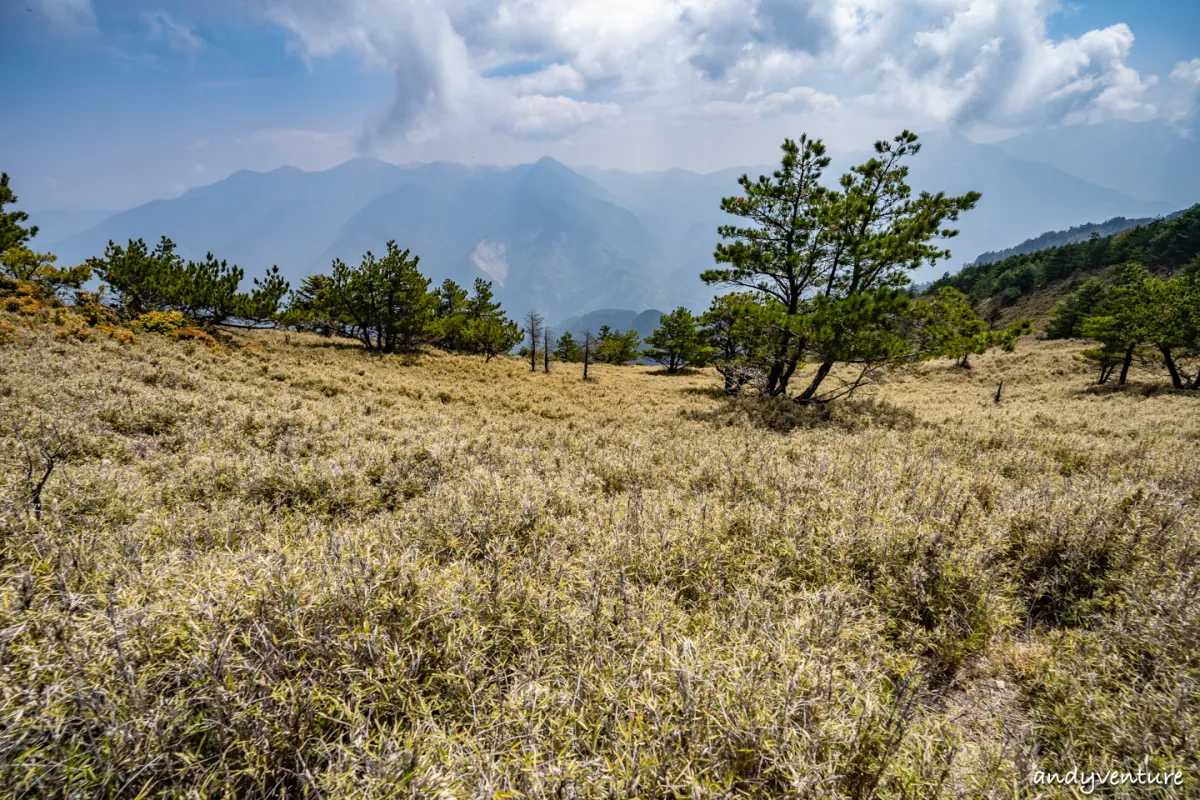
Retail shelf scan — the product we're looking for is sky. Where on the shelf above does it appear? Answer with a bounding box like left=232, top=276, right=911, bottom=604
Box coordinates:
left=3, top=0, right=1200, bottom=210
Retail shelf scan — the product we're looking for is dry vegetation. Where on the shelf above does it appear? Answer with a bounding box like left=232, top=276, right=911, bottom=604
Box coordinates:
left=1, top=321, right=1198, bottom=798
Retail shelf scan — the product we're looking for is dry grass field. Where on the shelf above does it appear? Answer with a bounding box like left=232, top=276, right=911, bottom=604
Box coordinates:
left=2, top=322, right=1199, bottom=798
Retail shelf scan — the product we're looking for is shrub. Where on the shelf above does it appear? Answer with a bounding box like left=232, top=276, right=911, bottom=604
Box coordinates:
left=134, top=309, right=187, bottom=334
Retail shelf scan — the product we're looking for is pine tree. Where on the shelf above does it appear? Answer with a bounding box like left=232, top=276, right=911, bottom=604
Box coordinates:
left=554, top=332, right=582, bottom=362
left=702, top=136, right=831, bottom=395
left=704, top=131, right=985, bottom=401
left=596, top=328, right=641, bottom=365
left=328, top=241, right=433, bottom=353
left=1047, top=280, right=1107, bottom=339
left=645, top=307, right=709, bottom=373
left=465, top=279, right=520, bottom=360
left=433, top=279, right=471, bottom=350
left=1, top=247, right=91, bottom=296
left=0, top=173, right=37, bottom=254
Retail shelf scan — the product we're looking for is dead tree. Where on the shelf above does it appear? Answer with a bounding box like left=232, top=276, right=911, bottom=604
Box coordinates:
left=543, top=327, right=552, bottom=373
left=11, top=420, right=71, bottom=520
left=583, top=329, right=593, bottom=381
left=525, top=311, right=544, bottom=373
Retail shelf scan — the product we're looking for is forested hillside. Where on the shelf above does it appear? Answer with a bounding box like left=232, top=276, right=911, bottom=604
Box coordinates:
left=930, top=204, right=1200, bottom=308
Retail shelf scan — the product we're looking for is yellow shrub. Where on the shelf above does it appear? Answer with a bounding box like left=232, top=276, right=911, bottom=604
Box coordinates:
left=0, top=320, right=15, bottom=344
left=134, top=310, right=187, bottom=334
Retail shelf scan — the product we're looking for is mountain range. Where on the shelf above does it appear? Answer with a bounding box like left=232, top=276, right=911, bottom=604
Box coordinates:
left=32, top=120, right=1191, bottom=322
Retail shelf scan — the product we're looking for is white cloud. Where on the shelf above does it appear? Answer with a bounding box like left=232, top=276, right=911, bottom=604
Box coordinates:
left=494, top=64, right=586, bottom=95
left=1172, top=58, right=1200, bottom=86
left=247, top=0, right=1193, bottom=155
left=144, top=10, right=205, bottom=54
left=500, top=94, right=620, bottom=138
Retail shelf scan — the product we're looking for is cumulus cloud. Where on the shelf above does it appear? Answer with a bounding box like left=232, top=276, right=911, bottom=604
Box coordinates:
left=250, top=0, right=1193, bottom=151
left=1172, top=58, right=1200, bottom=86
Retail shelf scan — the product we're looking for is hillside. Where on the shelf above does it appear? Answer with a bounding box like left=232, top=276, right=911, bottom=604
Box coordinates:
left=931, top=204, right=1200, bottom=330
left=3, top=319, right=1199, bottom=795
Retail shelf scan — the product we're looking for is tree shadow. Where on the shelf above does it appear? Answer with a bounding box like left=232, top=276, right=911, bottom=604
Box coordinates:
left=682, top=394, right=923, bottom=433
left=1077, top=382, right=1200, bottom=398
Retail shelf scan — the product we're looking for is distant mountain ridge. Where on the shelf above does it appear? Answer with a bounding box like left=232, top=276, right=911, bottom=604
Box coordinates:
left=34, top=123, right=1186, bottom=321
left=970, top=215, right=1161, bottom=266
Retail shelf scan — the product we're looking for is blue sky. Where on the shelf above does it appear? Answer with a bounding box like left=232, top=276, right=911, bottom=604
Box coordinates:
left=3, top=0, right=1199, bottom=210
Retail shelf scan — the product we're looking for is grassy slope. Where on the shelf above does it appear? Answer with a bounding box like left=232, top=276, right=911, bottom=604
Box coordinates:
left=2, top=325, right=1199, bottom=797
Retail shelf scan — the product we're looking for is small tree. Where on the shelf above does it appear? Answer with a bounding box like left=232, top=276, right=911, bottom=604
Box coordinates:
left=554, top=332, right=582, bottom=362
left=704, top=131, right=985, bottom=402
left=432, top=279, right=471, bottom=350
left=543, top=326, right=552, bottom=373
left=702, top=136, right=832, bottom=396
left=596, top=328, right=641, bottom=365
left=89, top=236, right=286, bottom=326
left=645, top=307, right=709, bottom=373
left=90, top=237, right=186, bottom=316
left=525, top=311, right=544, bottom=372
left=283, top=274, right=343, bottom=336
left=328, top=241, right=433, bottom=353
left=1079, top=265, right=1154, bottom=386
left=463, top=279, right=521, bottom=360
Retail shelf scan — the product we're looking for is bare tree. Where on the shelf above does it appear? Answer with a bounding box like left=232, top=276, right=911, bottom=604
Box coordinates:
left=525, top=311, right=544, bottom=373
left=543, top=327, right=552, bottom=373
left=583, top=329, right=594, bottom=381
left=9, top=419, right=72, bottom=520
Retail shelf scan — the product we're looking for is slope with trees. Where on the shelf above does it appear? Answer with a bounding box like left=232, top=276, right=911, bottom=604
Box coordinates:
left=931, top=204, right=1200, bottom=309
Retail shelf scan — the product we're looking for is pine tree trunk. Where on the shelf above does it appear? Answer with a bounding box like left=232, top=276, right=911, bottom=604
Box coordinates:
left=1161, top=345, right=1184, bottom=389
left=1118, top=344, right=1134, bottom=385
left=797, top=357, right=835, bottom=403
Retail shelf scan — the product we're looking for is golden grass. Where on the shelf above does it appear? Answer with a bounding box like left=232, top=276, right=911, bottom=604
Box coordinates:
left=1, top=322, right=1198, bottom=798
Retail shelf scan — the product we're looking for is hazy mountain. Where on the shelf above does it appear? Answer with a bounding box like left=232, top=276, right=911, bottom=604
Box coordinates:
left=41, top=130, right=1183, bottom=320
left=993, top=119, right=1200, bottom=208
left=28, top=208, right=114, bottom=251
left=51, top=157, right=412, bottom=272
left=556, top=308, right=666, bottom=342
left=314, top=157, right=670, bottom=319
left=51, top=156, right=670, bottom=321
